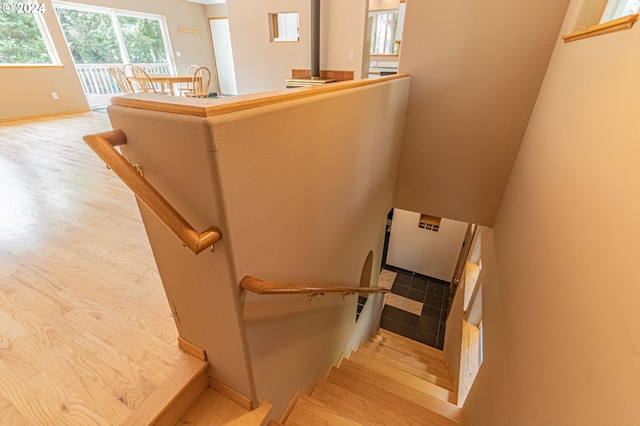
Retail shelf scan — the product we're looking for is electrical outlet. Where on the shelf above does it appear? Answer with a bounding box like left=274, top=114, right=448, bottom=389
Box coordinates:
left=51, top=92, right=59, bottom=100
left=176, top=50, right=182, bottom=58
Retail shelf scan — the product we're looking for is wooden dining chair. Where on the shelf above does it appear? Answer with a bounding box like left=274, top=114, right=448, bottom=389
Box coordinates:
left=176, top=65, right=200, bottom=94
left=186, top=64, right=199, bottom=76
left=182, top=66, right=211, bottom=98
left=108, top=65, right=134, bottom=94
left=124, top=64, right=167, bottom=94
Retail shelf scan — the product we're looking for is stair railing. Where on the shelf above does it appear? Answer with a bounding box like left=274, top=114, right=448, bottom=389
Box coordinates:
left=83, top=129, right=222, bottom=255
left=240, top=275, right=390, bottom=300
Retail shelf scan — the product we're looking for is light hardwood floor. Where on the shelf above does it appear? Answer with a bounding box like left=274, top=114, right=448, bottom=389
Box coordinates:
left=0, top=112, right=192, bottom=424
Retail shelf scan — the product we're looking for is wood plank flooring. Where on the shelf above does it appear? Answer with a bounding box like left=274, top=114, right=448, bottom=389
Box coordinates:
left=0, top=113, right=191, bottom=424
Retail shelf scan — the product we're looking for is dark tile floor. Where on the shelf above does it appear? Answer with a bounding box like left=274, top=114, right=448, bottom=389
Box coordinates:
left=379, top=266, right=452, bottom=349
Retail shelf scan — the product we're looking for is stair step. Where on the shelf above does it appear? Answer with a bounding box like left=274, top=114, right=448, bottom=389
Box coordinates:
left=326, top=367, right=459, bottom=426
left=360, top=340, right=452, bottom=381
left=223, top=401, right=272, bottom=426
left=286, top=395, right=363, bottom=426
left=344, top=352, right=455, bottom=404
left=123, top=356, right=209, bottom=425
left=374, top=329, right=449, bottom=362
left=365, top=335, right=450, bottom=367
left=339, top=358, right=462, bottom=422
left=311, top=380, right=406, bottom=425
left=349, top=348, right=454, bottom=391
left=177, top=387, right=250, bottom=425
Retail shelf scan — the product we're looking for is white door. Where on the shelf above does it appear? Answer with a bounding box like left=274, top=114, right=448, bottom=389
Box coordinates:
left=209, top=18, right=238, bottom=96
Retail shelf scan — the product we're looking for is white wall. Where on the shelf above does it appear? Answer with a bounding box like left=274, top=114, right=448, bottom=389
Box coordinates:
left=205, top=3, right=228, bottom=17
left=107, top=106, right=255, bottom=400
left=386, top=208, right=467, bottom=281
left=210, top=77, right=409, bottom=417
left=226, top=0, right=368, bottom=94
left=1, top=0, right=215, bottom=120
left=321, top=0, right=368, bottom=78
left=464, top=0, right=640, bottom=423
left=107, top=75, right=410, bottom=418
left=225, top=0, right=308, bottom=94
left=394, top=0, right=571, bottom=226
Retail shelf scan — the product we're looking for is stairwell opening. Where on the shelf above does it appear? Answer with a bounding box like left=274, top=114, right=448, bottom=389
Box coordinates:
left=377, top=207, right=486, bottom=407
left=378, top=208, right=470, bottom=349
left=356, top=250, right=374, bottom=321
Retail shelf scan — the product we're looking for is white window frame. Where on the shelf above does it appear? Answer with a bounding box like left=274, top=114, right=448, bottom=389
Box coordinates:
left=52, top=1, right=175, bottom=71
left=600, top=0, right=640, bottom=23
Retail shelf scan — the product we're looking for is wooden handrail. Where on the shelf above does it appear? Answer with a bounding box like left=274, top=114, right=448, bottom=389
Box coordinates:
left=240, top=275, right=391, bottom=296
left=83, top=129, right=222, bottom=255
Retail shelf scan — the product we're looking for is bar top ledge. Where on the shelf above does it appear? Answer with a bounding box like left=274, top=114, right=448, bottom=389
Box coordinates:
left=109, top=74, right=409, bottom=118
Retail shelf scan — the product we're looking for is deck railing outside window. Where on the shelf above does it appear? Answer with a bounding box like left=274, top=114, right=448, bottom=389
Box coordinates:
left=75, top=63, right=171, bottom=96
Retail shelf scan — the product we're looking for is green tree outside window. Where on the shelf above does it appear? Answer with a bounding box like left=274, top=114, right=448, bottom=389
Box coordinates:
left=0, top=8, right=54, bottom=64
left=118, top=16, right=167, bottom=64
left=56, top=8, right=121, bottom=64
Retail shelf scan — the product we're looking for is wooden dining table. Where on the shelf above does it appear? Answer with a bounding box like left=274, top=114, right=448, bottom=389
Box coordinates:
left=128, top=75, right=200, bottom=95
left=148, top=75, right=195, bottom=95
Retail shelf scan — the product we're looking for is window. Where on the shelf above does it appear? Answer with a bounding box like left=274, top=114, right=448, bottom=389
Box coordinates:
left=600, top=0, right=640, bottom=22
left=418, top=214, right=441, bottom=232
left=369, top=10, right=399, bottom=55
left=53, top=3, right=172, bottom=68
left=563, top=0, right=640, bottom=43
left=0, top=1, right=59, bottom=65
left=268, top=12, right=299, bottom=42
left=54, top=7, right=122, bottom=64
left=52, top=2, right=174, bottom=106
left=117, top=15, right=169, bottom=64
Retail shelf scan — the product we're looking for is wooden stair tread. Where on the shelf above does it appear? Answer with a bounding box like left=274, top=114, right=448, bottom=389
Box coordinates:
left=349, top=349, right=454, bottom=391
left=357, top=343, right=453, bottom=389
left=360, top=341, right=452, bottom=381
left=177, top=387, right=250, bottom=425
left=311, top=380, right=406, bottom=425
left=339, top=358, right=462, bottom=422
left=374, top=329, right=449, bottom=361
left=364, top=336, right=450, bottom=367
left=362, top=337, right=448, bottom=368
left=326, top=367, right=459, bottom=426
left=345, top=351, right=454, bottom=403
left=223, top=400, right=272, bottom=425
left=286, top=395, right=363, bottom=426
left=123, top=355, right=209, bottom=425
